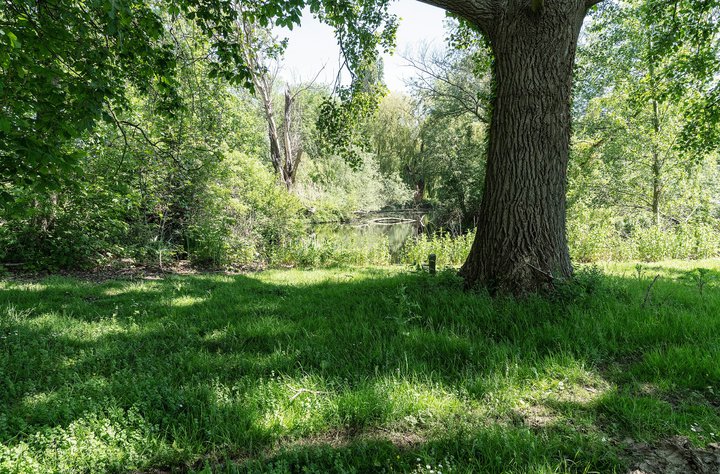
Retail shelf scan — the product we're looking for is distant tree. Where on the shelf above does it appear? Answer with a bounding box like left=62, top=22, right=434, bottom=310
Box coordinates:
left=404, top=42, right=491, bottom=125
left=363, top=94, right=423, bottom=197
left=403, top=37, right=490, bottom=227
left=572, top=1, right=720, bottom=227
left=418, top=108, right=486, bottom=230
left=237, top=17, right=306, bottom=191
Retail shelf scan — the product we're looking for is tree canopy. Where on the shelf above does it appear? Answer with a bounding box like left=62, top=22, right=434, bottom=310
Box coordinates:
left=0, top=0, right=397, bottom=199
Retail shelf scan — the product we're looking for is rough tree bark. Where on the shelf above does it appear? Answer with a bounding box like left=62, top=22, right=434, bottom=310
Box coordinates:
left=418, top=0, right=602, bottom=294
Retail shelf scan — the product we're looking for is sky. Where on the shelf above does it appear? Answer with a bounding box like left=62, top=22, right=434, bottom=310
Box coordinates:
left=276, top=0, right=449, bottom=92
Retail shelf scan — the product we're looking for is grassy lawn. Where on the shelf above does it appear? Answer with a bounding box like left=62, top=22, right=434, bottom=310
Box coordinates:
left=1, top=261, right=720, bottom=473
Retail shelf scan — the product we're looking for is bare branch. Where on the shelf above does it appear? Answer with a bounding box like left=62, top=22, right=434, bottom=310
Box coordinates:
left=290, top=62, right=328, bottom=101
left=105, top=103, right=129, bottom=173
left=403, top=44, right=491, bottom=123
left=115, top=120, right=207, bottom=172
left=642, top=275, right=660, bottom=308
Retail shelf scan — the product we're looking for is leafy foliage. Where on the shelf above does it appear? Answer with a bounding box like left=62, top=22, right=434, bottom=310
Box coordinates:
left=0, top=0, right=397, bottom=196
left=568, top=0, right=720, bottom=262
left=2, top=0, right=720, bottom=273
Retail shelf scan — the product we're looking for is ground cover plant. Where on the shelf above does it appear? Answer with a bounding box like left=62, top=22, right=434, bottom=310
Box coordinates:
left=2, top=260, right=720, bottom=472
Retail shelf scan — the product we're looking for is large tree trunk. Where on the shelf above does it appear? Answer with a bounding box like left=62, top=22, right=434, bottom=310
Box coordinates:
left=457, top=1, right=589, bottom=294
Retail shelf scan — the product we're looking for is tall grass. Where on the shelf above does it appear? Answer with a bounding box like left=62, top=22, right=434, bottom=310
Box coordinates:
left=269, top=220, right=720, bottom=270
left=569, top=219, right=720, bottom=263
left=270, top=233, right=391, bottom=267
left=401, top=231, right=475, bottom=269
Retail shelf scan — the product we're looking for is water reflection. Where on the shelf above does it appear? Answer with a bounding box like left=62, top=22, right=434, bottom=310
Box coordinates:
left=309, top=213, right=424, bottom=263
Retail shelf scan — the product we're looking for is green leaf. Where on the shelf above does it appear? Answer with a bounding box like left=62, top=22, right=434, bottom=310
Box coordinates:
left=6, top=31, right=20, bottom=48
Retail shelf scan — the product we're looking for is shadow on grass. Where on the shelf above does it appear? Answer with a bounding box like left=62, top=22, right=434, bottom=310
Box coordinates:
left=1, top=264, right=719, bottom=472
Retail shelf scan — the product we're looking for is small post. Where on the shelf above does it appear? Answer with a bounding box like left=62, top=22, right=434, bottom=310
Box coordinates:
left=428, top=254, right=436, bottom=275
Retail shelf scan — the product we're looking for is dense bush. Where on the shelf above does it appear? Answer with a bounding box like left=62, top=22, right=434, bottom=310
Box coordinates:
left=0, top=178, right=132, bottom=270
left=567, top=206, right=633, bottom=263
left=295, top=152, right=413, bottom=224
left=187, top=151, right=304, bottom=267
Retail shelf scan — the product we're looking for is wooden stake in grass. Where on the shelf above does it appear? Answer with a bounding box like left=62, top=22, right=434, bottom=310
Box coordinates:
left=429, top=254, right=436, bottom=275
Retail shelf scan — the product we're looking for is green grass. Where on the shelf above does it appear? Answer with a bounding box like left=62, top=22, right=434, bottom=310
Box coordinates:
left=1, top=260, right=720, bottom=473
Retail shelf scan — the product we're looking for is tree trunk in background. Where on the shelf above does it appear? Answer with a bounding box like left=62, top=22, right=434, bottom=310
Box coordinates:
left=651, top=98, right=662, bottom=227
left=280, top=88, right=303, bottom=191
left=458, top=2, right=588, bottom=294
left=251, top=70, right=284, bottom=179
left=414, top=178, right=425, bottom=204
left=238, top=17, right=302, bottom=191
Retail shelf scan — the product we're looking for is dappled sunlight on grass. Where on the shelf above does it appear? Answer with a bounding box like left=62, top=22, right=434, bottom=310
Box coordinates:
left=2, top=261, right=720, bottom=472
left=0, top=407, right=166, bottom=473
left=0, top=281, right=47, bottom=292
left=102, top=281, right=163, bottom=297
left=596, top=258, right=720, bottom=283
left=382, top=378, right=469, bottom=429
left=255, top=377, right=332, bottom=435
left=168, top=295, right=208, bottom=307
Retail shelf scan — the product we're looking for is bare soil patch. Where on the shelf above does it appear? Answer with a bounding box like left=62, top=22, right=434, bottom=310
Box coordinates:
left=627, top=436, right=720, bottom=474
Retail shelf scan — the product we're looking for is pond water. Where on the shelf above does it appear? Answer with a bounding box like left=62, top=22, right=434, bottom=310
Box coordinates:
left=309, top=212, right=426, bottom=262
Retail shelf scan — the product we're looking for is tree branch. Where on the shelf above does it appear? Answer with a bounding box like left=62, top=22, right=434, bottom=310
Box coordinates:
left=403, top=51, right=489, bottom=123
left=416, top=0, right=500, bottom=35
left=585, top=0, right=606, bottom=9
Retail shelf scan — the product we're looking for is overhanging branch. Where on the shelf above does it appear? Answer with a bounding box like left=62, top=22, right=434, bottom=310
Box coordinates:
left=416, top=0, right=500, bottom=36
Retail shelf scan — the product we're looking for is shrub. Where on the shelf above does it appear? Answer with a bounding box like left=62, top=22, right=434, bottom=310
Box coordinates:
left=567, top=206, right=634, bottom=262
left=0, top=184, right=130, bottom=270
left=635, top=226, right=672, bottom=261
left=567, top=204, right=720, bottom=263
left=187, top=151, right=304, bottom=267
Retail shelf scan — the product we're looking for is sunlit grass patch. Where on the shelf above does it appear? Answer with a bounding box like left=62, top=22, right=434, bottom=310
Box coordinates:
left=103, top=281, right=163, bottom=296
left=0, top=281, right=47, bottom=292
left=169, top=295, right=208, bottom=307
